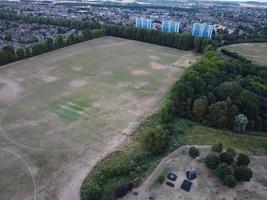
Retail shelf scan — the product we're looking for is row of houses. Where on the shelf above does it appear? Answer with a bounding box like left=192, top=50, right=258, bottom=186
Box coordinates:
left=135, top=17, right=213, bottom=39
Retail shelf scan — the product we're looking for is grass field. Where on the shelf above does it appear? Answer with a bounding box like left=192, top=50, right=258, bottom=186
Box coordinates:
left=0, top=36, right=199, bottom=200
left=223, top=42, right=267, bottom=65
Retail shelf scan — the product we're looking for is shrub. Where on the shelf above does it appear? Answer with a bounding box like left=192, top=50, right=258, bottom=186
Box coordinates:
left=81, top=179, right=102, bottom=200
left=114, top=184, right=129, bottom=198
left=189, top=146, right=200, bottom=159
left=223, top=175, right=237, bottom=188
left=226, top=147, right=236, bottom=158
left=212, top=143, right=223, bottom=153
left=127, top=182, right=134, bottom=191
left=234, top=166, right=253, bottom=182
left=140, top=125, right=170, bottom=155
left=205, top=154, right=219, bottom=169
left=156, top=174, right=165, bottom=184
left=219, top=152, right=234, bottom=165
left=215, top=162, right=233, bottom=181
left=236, top=154, right=250, bottom=166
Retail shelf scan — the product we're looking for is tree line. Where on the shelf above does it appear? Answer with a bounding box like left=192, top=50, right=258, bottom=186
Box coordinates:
left=0, top=29, right=106, bottom=66
left=221, top=48, right=251, bottom=63
left=160, top=49, right=267, bottom=133
left=104, top=24, right=212, bottom=52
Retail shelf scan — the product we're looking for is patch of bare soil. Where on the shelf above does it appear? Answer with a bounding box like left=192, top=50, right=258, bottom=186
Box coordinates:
left=150, top=62, right=168, bottom=70
left=40, top=74, right=58, bottom=83
left=72, top=66, right=83, bottom=72
left=126, top=146, right=267, bottom=200
left=149, top=55, right=168, bottom=70
left=70, top=80, right=88, bottom=89
left=149, top=55, right=160, bottom=61
left=0, top=78, right=21, bottom=104
left=174, top=53, right=200, bottom=68
left=131, top=70, right=152, bottom=76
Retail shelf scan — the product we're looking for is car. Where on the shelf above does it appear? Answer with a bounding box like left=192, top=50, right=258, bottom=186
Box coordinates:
left=165, top=181, right=175, bottom=187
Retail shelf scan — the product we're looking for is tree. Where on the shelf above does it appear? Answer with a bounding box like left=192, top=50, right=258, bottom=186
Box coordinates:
left=31, top=43, right=45, bottom=56
left=219, top=152, right=234, bottom=165
left=212, top=143, right=223, bottom=153
left=223, top=175, right=237, bottom=188
left=185, top=72, right=206, bottom=95
left=54, top=35, right=64, bottom=49
left=226, top=147, right=236, bottom=158
left=192, top=97, right=208, bottom=121
left=236, top=154, right=250, bottom=166
left=205, top=154, right=219, bottom=169
left=156, top=174, right=165, bottom=184
left=234, top=114, right=248, bottom=133
left=170, top=82, right=194, bottom=117
left=208, top=101, right=228, bottom=128
left=140, top=125, right=170, bottom=155
left=215, top=162, right=233, bottom=181
left=189, top=146, right=199, bottom=159
left=25, top=47, right=32, bottom=58
left=0, top=46, right=16, bottom=64
left=159, top=99, right=174, bottom=123
left=216, top=81, right=242, bottom=101
left=16, top=48, right=25, bottom=60
left=43, top=38, right=54, bottom=52
left=234, top=166, right=253, bottom=181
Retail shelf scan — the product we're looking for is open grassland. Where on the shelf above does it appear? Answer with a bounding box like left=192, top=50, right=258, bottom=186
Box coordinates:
left=0, top=36, right=199, bottom=200
left=224, top=42, right=267, bottom=65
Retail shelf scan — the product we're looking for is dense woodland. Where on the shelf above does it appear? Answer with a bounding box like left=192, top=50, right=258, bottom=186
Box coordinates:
left=160, top=49, right=267, bottom=132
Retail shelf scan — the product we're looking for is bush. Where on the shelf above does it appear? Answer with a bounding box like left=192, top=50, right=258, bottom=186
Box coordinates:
left=140, top=125, right=170, bottom=155
left=212, top=143, right=223, bottom=153
left=219, top=152, right=234, bottom=165
left=226, top=147, right=236, bottom=158
left=189, top=146, right=200, bottom=159
left=114, top=184, right=129, bottom=198
left=223, top=175, right=237, bottom=188
left=236, top=154, right=250, bottom=166
left=156, top=174, right=165, bottom=184
left=234, top=166, right=253, bottom=182
left=215, top=162, right=233, bottom=181
left=81, top=179, right=102, bottom=200
left=205, top=154, right=219, bottom=169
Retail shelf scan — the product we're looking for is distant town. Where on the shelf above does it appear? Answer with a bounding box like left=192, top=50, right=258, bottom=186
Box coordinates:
left=0, top=0, right=266, bottom=48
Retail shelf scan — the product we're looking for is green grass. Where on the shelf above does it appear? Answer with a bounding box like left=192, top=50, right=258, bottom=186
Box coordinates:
left=186, top=125, right=267, bottom=155
left=223, top=43, right=267, bottom=66
left=50, top=99, right=89, bottom=122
